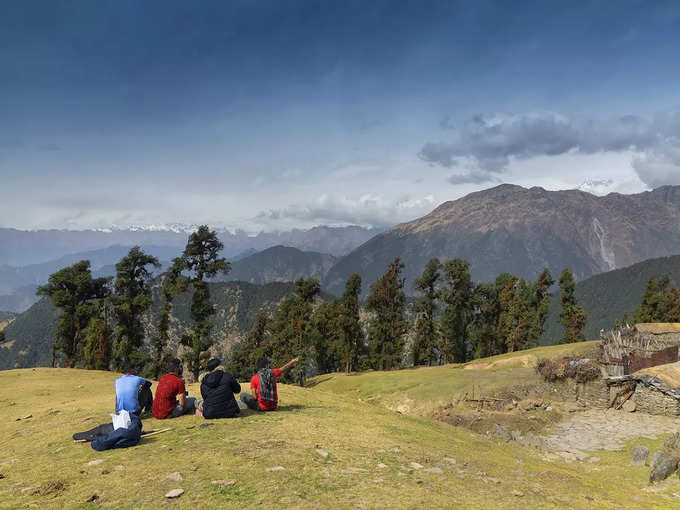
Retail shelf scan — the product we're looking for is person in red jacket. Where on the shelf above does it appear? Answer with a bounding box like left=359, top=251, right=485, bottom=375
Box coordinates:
left=241, top=356, right=298, bottom=411
left=152, top=358, right=196, bottom=419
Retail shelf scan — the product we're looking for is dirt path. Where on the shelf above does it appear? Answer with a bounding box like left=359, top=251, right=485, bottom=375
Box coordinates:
left=541, top=408, right=679, bottom=452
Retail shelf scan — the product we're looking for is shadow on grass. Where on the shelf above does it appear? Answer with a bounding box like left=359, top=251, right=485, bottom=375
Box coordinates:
left=305, top=375, right=333, bottom=388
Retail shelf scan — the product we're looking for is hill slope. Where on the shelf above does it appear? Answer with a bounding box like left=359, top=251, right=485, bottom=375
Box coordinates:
left=324, top=184, right=680, bottom=296
left=1, top=349, right=677, bottom=509
left=543, top=254, right=680, bottom=342
left=218, top=246, right=336, bottom=285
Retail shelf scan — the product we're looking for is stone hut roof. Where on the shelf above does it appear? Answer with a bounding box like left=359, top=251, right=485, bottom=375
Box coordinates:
left=636, top=323, right=680, bottom=335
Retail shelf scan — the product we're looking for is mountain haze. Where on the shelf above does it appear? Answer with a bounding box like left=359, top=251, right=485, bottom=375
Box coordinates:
left=324, top=184, right=680, bottom=296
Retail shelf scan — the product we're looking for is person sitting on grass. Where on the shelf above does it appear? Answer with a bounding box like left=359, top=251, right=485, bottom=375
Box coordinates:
left=198, top=358, right=241, bottom=419
left=240, top=356, right=298, bottom=411
left=152, top=358, right=196, bottom=419
left=115, top=365, right=152, bottom=417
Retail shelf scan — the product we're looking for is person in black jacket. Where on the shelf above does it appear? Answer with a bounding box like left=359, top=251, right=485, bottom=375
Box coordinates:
left=200, top=358, right=241, bottom=419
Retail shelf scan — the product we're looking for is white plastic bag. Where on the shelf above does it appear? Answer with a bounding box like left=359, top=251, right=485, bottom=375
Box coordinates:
left=110, top=409, right=132, bottom=430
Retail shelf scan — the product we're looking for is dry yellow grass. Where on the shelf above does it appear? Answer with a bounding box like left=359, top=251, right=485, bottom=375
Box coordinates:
left=0, top=343, right=678, bottom=509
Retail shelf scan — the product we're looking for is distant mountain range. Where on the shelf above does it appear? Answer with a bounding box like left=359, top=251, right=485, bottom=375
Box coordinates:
left=324, top=184, right=680, bottom=296
left=0, top=225, right=381, bottom=312
left=0, top=225, right=382, bottom=267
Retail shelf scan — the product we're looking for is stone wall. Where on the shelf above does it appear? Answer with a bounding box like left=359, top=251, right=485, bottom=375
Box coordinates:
left=634, top=384, right=680, bottom=416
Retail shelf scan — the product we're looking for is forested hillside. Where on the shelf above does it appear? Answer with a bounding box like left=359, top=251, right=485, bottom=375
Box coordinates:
left=0, top=281, right=302, bottom=370
left=542, top=255, right=680, bottom=343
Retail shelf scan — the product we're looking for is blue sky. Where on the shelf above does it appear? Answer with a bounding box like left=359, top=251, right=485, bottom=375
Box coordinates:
left=1, top=0, right=680, bottom=230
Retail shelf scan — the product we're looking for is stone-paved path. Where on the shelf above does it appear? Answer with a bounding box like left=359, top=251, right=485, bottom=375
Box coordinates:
left=541, top=408, right=679, bottom=452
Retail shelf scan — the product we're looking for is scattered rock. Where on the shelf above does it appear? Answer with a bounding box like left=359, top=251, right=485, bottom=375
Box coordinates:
left=101, top=469, right=110, bottom=475
left=21, top=486, right=39, bottom=495
left=377, top=463, right=387, bottom=469
left=486, top=477, right=502, bottom=484
left=199, top=423, right=214, bottom=428
left=424, top=467, right=443, bottom=474
left=165, top=472, right=183, bottom=482
left=414, top=479, right=423, bottom=484
left=622, top=400, right=636, bottom=413
left=266, top=466, right=285, bottom=472
left=39, top=480, right=65, bottom=496
left=86, top=493, right=99, bottom=503
left=211, top=479, right=237, bottom=487
left=492, top=424, right=512, bottom=442
left=165, top=488, right=184, bottom=499
left=650, top=454, right=678, bottom=483
left=0, top=473, right=4, bottom=479
left=22, top=414, right=32, bottom=420
left=631, top=446, right=650, bottom=466
left=511, top=490, right=524, bottom=497
left=409, top=462, right=424, bottom=470
left=85, top=459, right=104, bottom=467
left=315, top=449, right=329, bottom=458
left=651, top=451, right=665, bottom=471
left=47, top=410, right=61, bottom=416
left=665, top=433, right=680, bottom=452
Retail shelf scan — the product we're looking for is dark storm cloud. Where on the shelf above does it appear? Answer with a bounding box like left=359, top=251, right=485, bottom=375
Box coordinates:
left=421, top=112, right=680, bottom=188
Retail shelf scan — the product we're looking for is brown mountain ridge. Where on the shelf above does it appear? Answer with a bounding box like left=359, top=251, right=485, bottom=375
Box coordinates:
left=324, top=184, right=680, bottom=295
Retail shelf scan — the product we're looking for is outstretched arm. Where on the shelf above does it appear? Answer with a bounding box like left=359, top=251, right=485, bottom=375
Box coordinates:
left=279, top=357, right=299, bottom=373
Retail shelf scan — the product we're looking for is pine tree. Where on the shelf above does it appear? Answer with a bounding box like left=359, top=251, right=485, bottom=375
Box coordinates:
left=336, top=274, right=363, bottom=373
left=83, top=316, right=113, bottom=370
left=439, top=259, right=473, bottom=363
left=268, top=278, right=320, bottom=385
left=37, top=260, right=111, bottom=367
left=559, top=269, right=586, bottom=343
left=634, top=276, right=680, bottom=323
left=228, top=312, right=270, bottom=380
left=175, top=226, right=230, bottom=380
left=112, top=247, right=161, bottom=371
left=470, top=282, right=501, bottom=358
left=366, top=258, right=407, bottom=370
left=412, top=259, right=441, bottom=366
left=154, top=257, right=189, bottom=378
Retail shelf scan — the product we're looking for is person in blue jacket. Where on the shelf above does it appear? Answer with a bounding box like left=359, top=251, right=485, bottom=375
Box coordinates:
left=115, top=366, right=152, bottom=416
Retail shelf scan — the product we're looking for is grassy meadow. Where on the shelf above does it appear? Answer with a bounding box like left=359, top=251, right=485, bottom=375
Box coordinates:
left=1, top=341, right=679, bottom=509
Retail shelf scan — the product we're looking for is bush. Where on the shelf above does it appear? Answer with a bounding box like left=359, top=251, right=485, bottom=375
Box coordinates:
left=536, top=357, right=601, bottom=383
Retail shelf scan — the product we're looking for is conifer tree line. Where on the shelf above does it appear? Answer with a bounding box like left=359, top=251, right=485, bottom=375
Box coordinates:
left=228, top=258, right=588, bottom=383
left=39, top=227, right=589, bottom=382
left=38, top=226, right=229, bottom=377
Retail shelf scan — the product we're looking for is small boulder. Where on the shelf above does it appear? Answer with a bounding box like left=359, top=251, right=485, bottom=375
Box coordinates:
left=631, top=446, right=649, bottom=466
left=85, top=459, right=104, bottom=467
left=511, top=490, right=524, bottom=497
left=22, top=414, right=33, bottom=420
left=86, top=494, right=99, bottom=503
left=424, top=467, right=443, bottom=474
left=211, top=479, right=237, bottom=487
left=165, top=488, right=184, bottom=499
left=622, top=399, right=636, bottom=412
left=266, top=466, right=285, bottom=472
left=315, top=449, right=329, bottom=458
left=650, top=451, right=665, bottom=471
left=664, top=433, right=680, bottom=452
left=409, top=462, right=424, bottom=470
left=650, top=454, right=679, bottom=483
left=492, top=424, right=512, bottom=442
left=165, top=472, right=183, bottom=482
left=377, top=463, right=387, bottom=469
